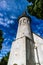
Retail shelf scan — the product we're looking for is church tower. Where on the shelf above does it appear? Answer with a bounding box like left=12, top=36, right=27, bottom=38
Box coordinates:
left=8, top=13, right=35, bottom=65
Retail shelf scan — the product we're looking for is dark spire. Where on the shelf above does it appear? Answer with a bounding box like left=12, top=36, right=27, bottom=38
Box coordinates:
left=18, top=11, right=31, bottom=21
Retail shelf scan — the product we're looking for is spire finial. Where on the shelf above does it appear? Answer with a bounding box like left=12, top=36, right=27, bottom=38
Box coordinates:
left=18, top=11, right=31, bottom=21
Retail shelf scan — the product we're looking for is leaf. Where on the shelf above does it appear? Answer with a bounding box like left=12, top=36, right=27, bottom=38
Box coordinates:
left=27, top=0, right=43, bottom=19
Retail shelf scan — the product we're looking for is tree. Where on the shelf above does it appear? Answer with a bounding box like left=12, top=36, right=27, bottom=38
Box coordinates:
left=27, top=0, right=35, bottom=3
left=0, top=30, right=4, bottom=50
left=27, top=0, right=43, bottom=19
left=0, top=52, right=10, bottom=65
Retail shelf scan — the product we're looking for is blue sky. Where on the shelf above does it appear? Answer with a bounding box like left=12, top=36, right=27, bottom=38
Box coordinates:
left=0, top=0, right=43, bottom=59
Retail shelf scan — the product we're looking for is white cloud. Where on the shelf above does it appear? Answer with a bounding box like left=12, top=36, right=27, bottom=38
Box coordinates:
left=0, top=13, right=3, bottom=17
left=0, top=18, right=3, bottom=21
left=0, top=0, right=7, bottom=9
left=0, top=0, right=10, bottom=10
left=10, top=16, right=17, bottom=19
left=7, top=20, right=14, bottom=24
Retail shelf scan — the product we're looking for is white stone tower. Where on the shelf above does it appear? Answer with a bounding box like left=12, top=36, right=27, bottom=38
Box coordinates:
left=8, top=13, right=35, bottom=65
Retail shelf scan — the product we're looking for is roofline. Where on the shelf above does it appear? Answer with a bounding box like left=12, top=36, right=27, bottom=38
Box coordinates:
left=33, top=32, right=43, bottom=39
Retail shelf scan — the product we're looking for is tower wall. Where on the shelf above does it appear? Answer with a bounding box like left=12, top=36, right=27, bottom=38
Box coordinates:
left=8, top=17, right=35, bottom=65
left=8, top=37, right=26, bottom=65
left=16, top=17, right=33, bottom=40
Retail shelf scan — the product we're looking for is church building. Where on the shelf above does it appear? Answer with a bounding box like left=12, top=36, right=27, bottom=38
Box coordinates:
left=7, top=13, right=41, bottom=65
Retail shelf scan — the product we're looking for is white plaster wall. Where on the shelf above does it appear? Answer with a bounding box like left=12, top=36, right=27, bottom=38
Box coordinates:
left=33, top=33, right=43, bottom=65
left=8, top=37, right=26, bottom=65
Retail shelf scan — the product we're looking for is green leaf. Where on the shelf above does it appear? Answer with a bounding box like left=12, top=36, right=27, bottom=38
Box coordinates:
left=0, top=30, right=4, bottom=50
left=27, top=0, right=43, bottom=19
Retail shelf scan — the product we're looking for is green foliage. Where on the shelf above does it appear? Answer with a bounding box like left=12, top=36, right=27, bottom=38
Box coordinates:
left=0, top=52, right=10, bottom=65
left=27, top=0, right=35, bottom=3
left=27, top=0, right=43, bottom=19
left=0, top=30, right=4, bottom=50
